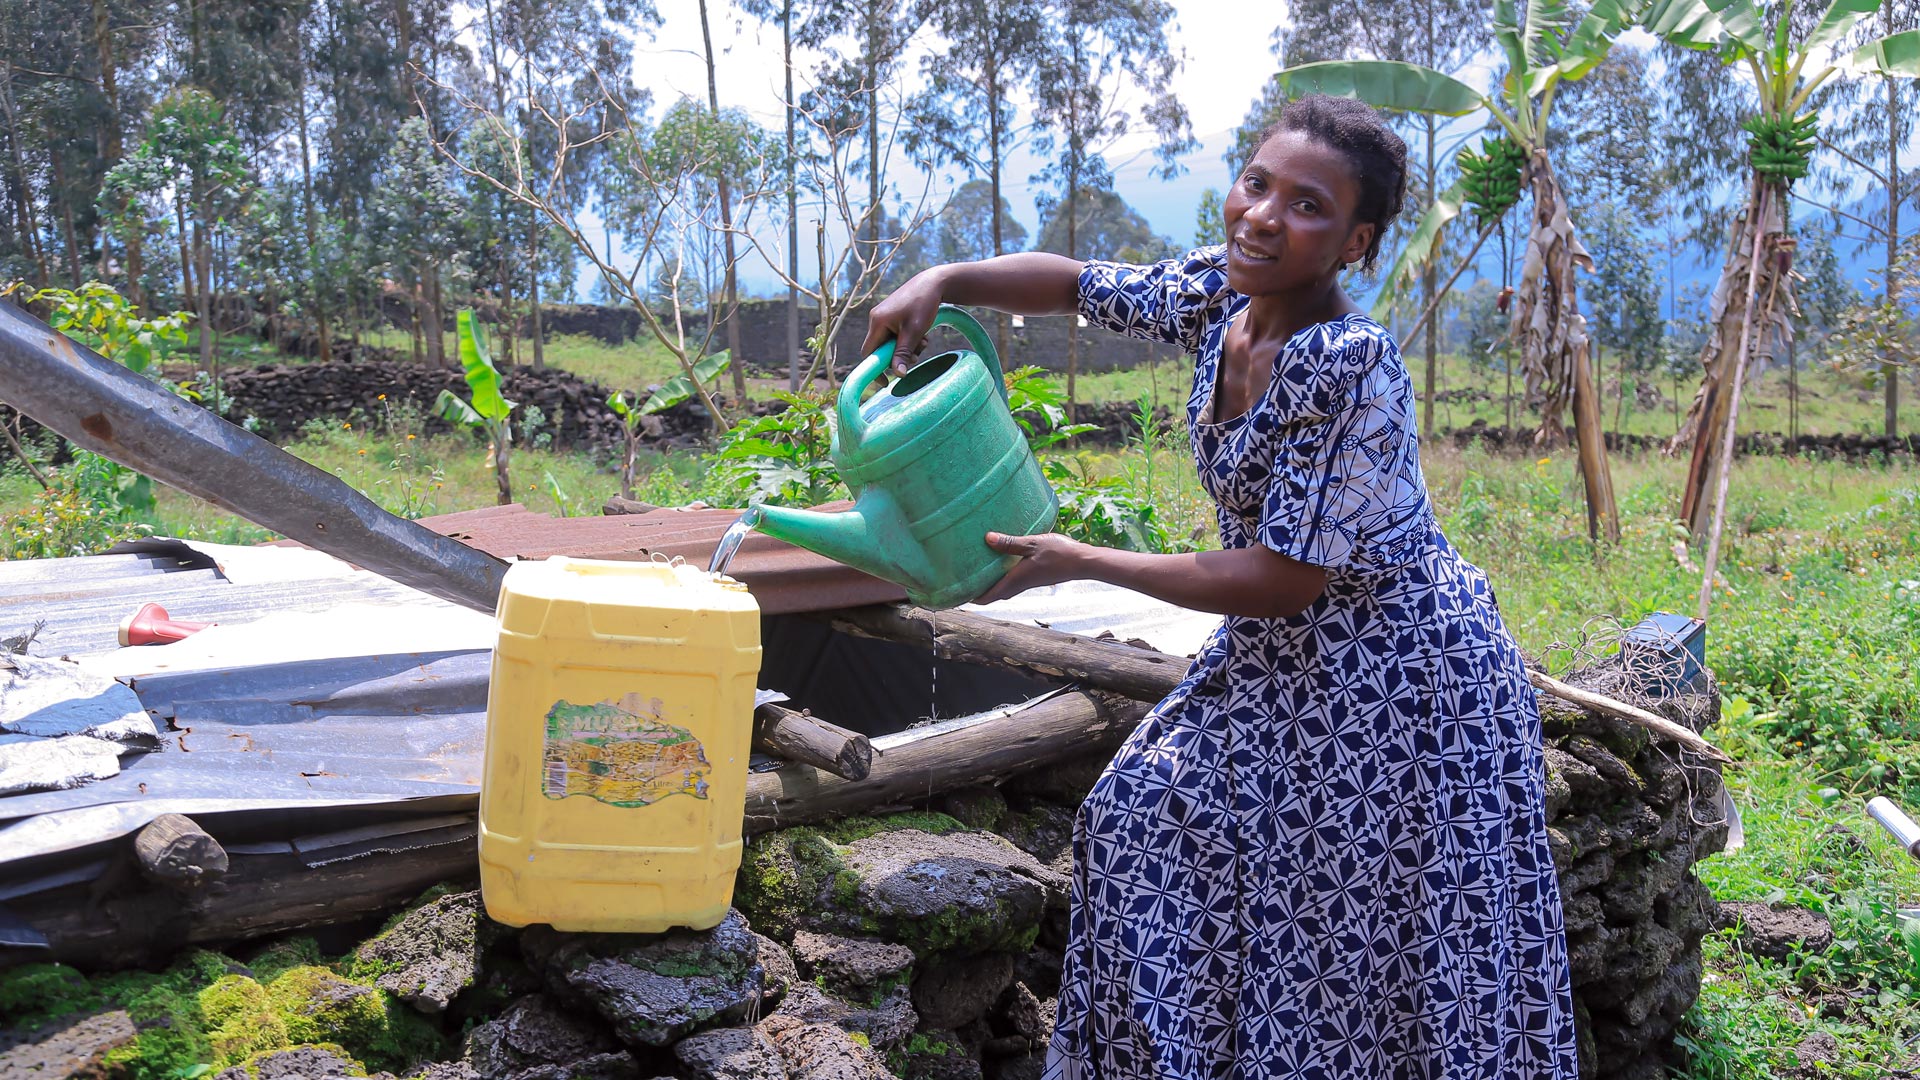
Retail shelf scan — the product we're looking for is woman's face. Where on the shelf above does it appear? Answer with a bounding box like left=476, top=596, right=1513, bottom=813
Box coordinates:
left=1222, top=129, right=1375, bottom=297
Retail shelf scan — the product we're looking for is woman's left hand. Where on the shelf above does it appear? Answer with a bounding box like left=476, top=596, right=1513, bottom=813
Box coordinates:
left=973, top=532, right=1090, bottom=605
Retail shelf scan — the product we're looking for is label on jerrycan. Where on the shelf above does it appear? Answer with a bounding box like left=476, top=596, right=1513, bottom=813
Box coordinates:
left=540, top=691, right=713, bottom=808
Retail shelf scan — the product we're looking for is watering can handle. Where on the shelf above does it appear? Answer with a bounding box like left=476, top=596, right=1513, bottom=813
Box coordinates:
left=838, top=305, right=1007, bottom=449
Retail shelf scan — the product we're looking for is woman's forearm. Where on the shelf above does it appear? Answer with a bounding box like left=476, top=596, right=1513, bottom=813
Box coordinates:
left=932, top=253, right=1084, bottom=317
left=1074, top=545, right=1327, bottom=619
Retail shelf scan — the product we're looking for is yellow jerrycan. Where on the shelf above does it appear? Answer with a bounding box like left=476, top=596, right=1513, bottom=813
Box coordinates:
left=478, top=556, right=762, bottom=933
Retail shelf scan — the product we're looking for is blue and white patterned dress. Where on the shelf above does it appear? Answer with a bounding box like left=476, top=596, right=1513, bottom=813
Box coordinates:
left=1045, top=247, right=1577, bottom=1080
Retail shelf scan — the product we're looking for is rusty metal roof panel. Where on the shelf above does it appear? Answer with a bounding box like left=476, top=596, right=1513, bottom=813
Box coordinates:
left=414, top=503, right=906, bottom=615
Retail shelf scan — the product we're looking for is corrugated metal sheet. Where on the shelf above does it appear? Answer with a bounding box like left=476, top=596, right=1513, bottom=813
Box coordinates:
left=410, top=503, right=907, bottom=615
left=0, top=544, right=491, bottom=865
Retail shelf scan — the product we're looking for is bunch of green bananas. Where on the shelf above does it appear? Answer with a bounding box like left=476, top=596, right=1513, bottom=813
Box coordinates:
left=1458, top=135, right=1528, bottom=225
left=1744, top=112, right=1817, bottom=183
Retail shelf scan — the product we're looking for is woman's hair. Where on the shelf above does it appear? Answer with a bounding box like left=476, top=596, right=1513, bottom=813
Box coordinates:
left=1256, top=95, right=1408, bottom=273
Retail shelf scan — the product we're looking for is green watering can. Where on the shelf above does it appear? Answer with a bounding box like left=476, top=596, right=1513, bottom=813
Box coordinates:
left=752, top=305, right=1059, bottom=609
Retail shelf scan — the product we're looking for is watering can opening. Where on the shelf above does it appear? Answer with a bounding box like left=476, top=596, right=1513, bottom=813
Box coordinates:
left=889, top=350, right=965, bottom=398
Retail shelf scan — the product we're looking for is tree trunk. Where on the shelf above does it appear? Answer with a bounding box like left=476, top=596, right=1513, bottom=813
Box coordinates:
left=1673, top=173, right=1792, bottom=539
left=1421, top=116, right=1437, bottom=439
left=0, top=63, right=49, bottom=286
left=426, top=268, right=447, bottom=368
left=296, top=33, right=331, bottom=362
left=1512, top=152, right=1618, bottom=542
left=93, top=0, right=122, bottom=287
left=51, top=151, right=83, bottom=285
left=1886, top=67, right=1901, bottom=438
left=409, top=282, right=425, bottom=365
left=989, top=66, right=1010, bottom=367
left=697, top=0, right=743, bottom=401
left=784, top=0, right=800, bottom=392
left=867, top=3, right=881, bottom=266
left=195, top=207, right=213, bottom=376
left=521, top=60, right=544, bottom=370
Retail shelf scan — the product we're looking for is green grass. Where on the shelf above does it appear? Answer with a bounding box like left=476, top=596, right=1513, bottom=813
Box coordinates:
left=1074, top=351, right=1920, bottom=440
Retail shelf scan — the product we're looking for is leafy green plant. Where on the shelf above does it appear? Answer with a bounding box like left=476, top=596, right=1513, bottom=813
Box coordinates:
left=0, top=282, right=193, bottom=553
left=9, top=282, right=192, bottom=374
left=607, top=351, right=732, bottom=499
left=709, top=390, right=843, bottom=508
left=1043, top=454, right=1172, bottom=554
left=1005, top=365, right=1097, bottom=450
left=434, top=311, right=516, bottom=506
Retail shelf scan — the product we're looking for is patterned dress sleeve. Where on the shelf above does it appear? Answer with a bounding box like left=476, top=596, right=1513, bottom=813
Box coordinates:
left=1256, top=320, right=1433, bottom=572
left=1076, top=246, right=1231, bottom=354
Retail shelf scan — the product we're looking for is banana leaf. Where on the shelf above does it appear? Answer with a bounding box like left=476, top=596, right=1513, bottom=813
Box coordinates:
left=1558, top=0, right=1645, bottom=79
left=435, top=389, right=483, bottom=427
left=1369, top=178, right=1467, bottom=322
left=1644, top=0, right=1765, bottom=53
left=641, top=349, right=731, bottom=414
left=1270, top=60, right=1486, bottom=117
left=1492, top=0, right=1535, bottom=92
left=453, top=309, right=514, bottom=422
left=1522, top=0, right=1572, bottom=68
left=1838, top=30, right=1920, bottom=77
left=1803, top=0, right=1877, bottom=55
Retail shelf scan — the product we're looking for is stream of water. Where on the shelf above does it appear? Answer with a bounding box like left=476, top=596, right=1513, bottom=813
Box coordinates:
left=707, top=506, right=763, bottom=576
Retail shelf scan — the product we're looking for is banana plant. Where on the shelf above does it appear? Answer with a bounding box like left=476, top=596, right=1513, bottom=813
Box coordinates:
left=606, top=350, right=732, bottom=498
left=1647, top=0, right=1920, bottom=559
left=1272, top=0, right=1643, bottom=543
left=436, top=310, right=517, bottom=506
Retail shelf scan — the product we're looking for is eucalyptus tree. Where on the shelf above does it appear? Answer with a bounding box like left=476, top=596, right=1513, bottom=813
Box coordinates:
left=740, top=0, right=827, bottom=388
left=1805, top=0, right=1920, bottom=436
left=468, top=0, right=657, bottom=366
left=804, top=0, right=919, bottom=272
left=371, top=116, right=466, bottom=367
left=1029, top=0, right=1194, bottom=415
left=1643, top=0, right=1920, bottom=578
left=936, top=178, right=1028, bottom=264
left=102, top=89, right=253, bottom=375
left=1272, top=0, right=1647, bottom=543
left=906, top=0, right=1047, bottom=361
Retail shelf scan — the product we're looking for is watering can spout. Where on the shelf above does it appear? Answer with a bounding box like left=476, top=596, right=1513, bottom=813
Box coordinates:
left=752, top=493, right=934, bottom=593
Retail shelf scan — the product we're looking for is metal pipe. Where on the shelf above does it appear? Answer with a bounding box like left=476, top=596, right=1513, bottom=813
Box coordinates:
left=1867, top=797, right=1920, bottom=860
left=0, top=301, right=509, bottom=613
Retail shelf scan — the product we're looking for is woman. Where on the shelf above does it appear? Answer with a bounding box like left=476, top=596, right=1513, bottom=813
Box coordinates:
left=862, top=95, right=1576, bottom=1079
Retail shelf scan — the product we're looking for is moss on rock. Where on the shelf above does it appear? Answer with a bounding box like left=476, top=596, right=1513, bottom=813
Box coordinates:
left=198, top=975, right=288, bottom=1067
left=266, top=965, right=443, bottom=1073
left=0, top=962, right=95, bottom=1026
left=736, top=813, right=967, bottom=941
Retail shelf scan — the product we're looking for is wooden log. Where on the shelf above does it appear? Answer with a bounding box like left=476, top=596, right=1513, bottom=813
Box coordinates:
left=821, top=603, right=1729, bottom=761
left=132, top=813, right=228, bottom=889
left=16, top=816, right=477, bottom=969
left=753, top=704, right=873, bottom=781
left=743, top=690, right=1148, bottom=835
left=819, top=604, right=1190, bottom=703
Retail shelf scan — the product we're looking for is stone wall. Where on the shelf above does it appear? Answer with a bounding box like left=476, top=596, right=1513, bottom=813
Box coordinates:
left=0, top=656, right=1723, bottom=1080
left=1537, top=670, right=1727, bottom=1079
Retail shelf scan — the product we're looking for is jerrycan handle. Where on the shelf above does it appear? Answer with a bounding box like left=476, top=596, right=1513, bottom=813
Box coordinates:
left=837, top=305, right=1007, bottom=449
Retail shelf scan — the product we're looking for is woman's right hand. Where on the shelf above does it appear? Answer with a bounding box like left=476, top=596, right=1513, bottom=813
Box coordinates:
left=862, top=266, right=949, bottom=372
